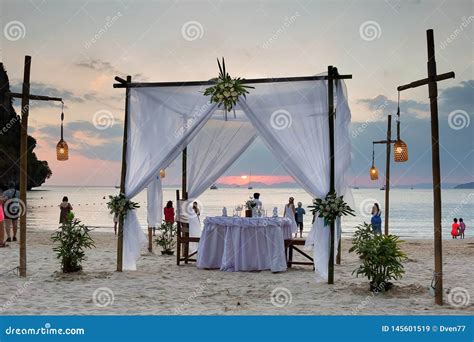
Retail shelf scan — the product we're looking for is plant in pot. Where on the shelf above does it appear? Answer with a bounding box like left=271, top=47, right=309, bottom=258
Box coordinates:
left=51, top=212, right=95, bottom=273
left=350, top=223, right=407, bottom=292
left=155, top=221, right=177, bottom=255
left=244, top=198, right=256, bottom=217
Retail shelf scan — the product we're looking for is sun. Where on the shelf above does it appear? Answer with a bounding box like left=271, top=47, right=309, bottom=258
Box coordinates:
left=241, top=175, right=248, bottom=179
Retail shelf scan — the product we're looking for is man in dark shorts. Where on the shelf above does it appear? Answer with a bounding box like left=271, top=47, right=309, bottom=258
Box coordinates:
left=295, top=201, right=306, bottom=238
left=3, top=181, right=20, bottom=242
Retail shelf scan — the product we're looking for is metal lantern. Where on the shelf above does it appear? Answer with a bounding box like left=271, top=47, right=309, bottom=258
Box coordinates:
left=56, top=102, right=69, bottom=161
left=394, top=139, right=408, bottom=162
left=370, top=143, right=378, bottom=180
left=159, top=168, right=166, bottom=178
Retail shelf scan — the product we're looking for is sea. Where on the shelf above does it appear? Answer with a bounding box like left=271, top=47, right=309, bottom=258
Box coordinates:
left=24, top=186, right=473, bottom=240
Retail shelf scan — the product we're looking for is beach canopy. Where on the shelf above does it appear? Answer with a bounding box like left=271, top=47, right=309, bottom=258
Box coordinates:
left=123, top=77, right=352, bottom=282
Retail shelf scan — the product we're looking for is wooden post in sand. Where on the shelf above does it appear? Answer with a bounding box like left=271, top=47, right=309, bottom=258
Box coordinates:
left=397, top=29, right=454, bottom=305
left=6, top=55, right=63, bottom=277
left=116, top=75, right=132, bottom=272
left=327, top=66, right=336, bottom=284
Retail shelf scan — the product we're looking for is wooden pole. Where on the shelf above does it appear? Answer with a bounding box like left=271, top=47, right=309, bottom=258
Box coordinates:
left=148, top=227, right=153, bottom=253
left=384, top=115, right=392, bottom=235
left=427, top=29, right=443, bottom=305
left=117, top=75, right=131, bottom=272
left=182, top=147, right=189, bottom=264
left=176, top=189, right=181, bottom=265
left=396, top=29, right=454, bottom=305
left=327, top=65, right=335, bottom=284
left=19, top=55, right=31, bottom=277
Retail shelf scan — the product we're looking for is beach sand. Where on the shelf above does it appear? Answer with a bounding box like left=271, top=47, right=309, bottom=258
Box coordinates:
left=0, top=230, right=472, bottom=315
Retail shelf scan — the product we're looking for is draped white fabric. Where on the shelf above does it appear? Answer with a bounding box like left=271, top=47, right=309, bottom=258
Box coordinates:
left=123, top=78, right=352, bottom=277
left=146, top=176, right=162, bottom=227
left=187, top=116, right=257, bottom=199
left=239, top=80, right=351, bottom=282
left=186, top=116, right=257, bottom=250
left=124, top=86, right=217, bottom=270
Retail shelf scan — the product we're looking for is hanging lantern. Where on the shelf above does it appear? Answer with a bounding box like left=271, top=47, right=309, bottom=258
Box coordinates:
left=370, top=143, right=378, bottom=180
left=56, top=102, right=69, bottom=161
left=394, top=139, right=408, bottom=162
left=370, top=165, right=379, bottom=180
left=159, top=168, right=166, bottom=178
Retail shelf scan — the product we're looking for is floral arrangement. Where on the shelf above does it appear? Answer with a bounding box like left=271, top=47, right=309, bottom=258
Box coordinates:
left=203, top=58, right=254, bottom=118
left=308, top=191, right=355, bottom=226
left=245, top=197, right=257, bottom=210
left=107, top=193, right=140, bottom=220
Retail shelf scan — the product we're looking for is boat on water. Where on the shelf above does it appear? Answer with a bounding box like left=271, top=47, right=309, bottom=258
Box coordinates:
left=248, top=171, right=253, bottom=189
left=380, top=185, right=385, bottom=190
left=210, top=184, right=218, bottom=190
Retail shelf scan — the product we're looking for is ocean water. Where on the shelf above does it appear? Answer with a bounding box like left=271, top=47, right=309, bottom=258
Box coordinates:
left=25, top=186, right=473, bottom=239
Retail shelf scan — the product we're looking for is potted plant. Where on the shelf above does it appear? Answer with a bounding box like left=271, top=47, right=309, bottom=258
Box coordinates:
left=244, top=198, right=256, bottom=217
left=155, top=221, right=177, bottom=255
left=350, top=223, right=407, bottom=292
left=51, top=212, right=95, bottom=273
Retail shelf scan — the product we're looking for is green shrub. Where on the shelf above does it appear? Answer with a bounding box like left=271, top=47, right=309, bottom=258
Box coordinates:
left=350, top=222, right=407, bottom=291
left=154, top=221, right=177, bottom=254
left=51, top=215, right=95, bottom=273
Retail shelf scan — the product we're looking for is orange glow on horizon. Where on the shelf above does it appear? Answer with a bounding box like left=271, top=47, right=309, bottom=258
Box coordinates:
left=218, top=175, right=295, bottom=186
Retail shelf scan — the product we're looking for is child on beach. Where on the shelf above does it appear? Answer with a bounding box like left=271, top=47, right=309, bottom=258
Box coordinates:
left=0, top=191, right=6, bottom=247
left=295, top=202, right=306, bottom=238
left=451, top=218, right=460, bottom=239
left=459, top=218, right=466, bottom=239
left=59, top=196, right=73, bottom=224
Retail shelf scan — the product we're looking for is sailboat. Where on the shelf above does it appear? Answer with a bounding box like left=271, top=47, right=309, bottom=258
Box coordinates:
left=210, top=184, right=218, bottom=190
left=247, top=171, right=253, bottom=190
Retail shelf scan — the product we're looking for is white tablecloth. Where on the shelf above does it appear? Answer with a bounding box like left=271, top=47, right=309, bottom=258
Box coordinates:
left=196, top=216, right=292, bottom=272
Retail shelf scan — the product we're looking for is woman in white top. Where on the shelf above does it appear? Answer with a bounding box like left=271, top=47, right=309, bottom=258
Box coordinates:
left=284, top=197, right=298, bottom=237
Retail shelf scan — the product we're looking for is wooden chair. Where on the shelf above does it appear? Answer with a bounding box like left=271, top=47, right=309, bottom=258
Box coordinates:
left=284, top=238, right=314, bottom=269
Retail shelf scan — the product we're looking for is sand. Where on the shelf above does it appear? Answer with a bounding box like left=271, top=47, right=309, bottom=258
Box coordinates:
left=0, top=230, right=472, bottom=315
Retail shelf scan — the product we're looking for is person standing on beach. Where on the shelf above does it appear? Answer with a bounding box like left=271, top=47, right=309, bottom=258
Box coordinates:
left=192, top=201, right=201, bottom=222
left=284, top=197, right=298, bottom=237
left=59, top=196, right=73, bottom=224
left=371, top=203, right=382, bottom=235
left=164, top=201, right=175, bottom=224
left=451, top=218, right=460, bottom=239
left=459, top=218, right=466, bottom=239
left=0, top=191, right=7, bottom=247
left=295, top=202, right=306, bottom=238
left=3, top=181, right=20, bottom=242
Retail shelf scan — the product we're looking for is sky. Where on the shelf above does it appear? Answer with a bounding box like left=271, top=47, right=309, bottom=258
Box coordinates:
left=1, top=0, right=472, bottom=188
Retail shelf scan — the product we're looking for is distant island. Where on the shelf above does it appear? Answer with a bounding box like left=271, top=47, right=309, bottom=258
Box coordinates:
left=454, top=182, right=474, bottom=189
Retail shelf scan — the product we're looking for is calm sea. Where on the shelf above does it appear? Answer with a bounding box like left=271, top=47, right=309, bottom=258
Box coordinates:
left=26, top=186, right=473, bottom=239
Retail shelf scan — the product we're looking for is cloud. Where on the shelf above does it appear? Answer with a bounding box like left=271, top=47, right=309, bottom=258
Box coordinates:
left=74, top=58, right=146, bottom=80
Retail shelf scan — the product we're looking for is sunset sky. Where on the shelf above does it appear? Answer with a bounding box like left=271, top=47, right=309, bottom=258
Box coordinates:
left=1, top=0, right=472, bottom=188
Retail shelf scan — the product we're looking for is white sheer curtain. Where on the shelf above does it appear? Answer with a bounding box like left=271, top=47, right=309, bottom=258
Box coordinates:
left=239, top=79, right=351, bottom=282
left=186, top=114, right=257, bottom=251
left=123, top=86, right=217, bottom=270
left=147, top=176, right=162, bottom=227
